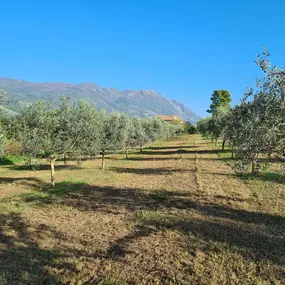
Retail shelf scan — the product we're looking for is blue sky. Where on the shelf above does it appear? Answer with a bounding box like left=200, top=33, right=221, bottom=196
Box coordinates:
left=1, top=0, right=285, bottom=116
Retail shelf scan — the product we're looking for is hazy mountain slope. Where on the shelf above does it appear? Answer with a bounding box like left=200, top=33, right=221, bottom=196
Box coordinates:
left=115, top=90, right=180, bottom=116
left=170, top=100, right=201, bottom=123
left=0, top=78, right=117, bottom=112
left=0, top=78, right=200, bottom=123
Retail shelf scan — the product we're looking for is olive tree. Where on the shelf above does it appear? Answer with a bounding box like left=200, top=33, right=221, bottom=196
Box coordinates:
left=124, top=116, right=136, bottom=159
left=197, top=117, right=212, bottom=138
left=99, top=112, right=129, bottom=169
left=132, top=117, right=149, bottom=152
left=15, top=101, right=53, bottom=166
left=228, top=47, right=285, bottom=174
left=145, top=118, right=166, bottom=143
left=50, top=99, right=104, bottom=184
left=55, top=98, right=103, bottom=164
left=14, top=98, right=103, bottom=186
left=214, top=107, right=230, bottom=150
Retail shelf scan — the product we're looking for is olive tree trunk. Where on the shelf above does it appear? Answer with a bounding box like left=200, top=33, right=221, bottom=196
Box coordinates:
left=222, top=139, right=226, bottom=151
left=49, top=156, right=56, bottom=187
left=64, top=153, right=67, bottom=165
left=251, top=160, right=256, bottom=175
left=251, top=157, right=258, bottom=176
left=101, top=150, right=106, bottom=170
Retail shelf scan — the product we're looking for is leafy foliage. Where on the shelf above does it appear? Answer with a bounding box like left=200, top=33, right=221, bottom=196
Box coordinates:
left=199, top=47, right=285, bottom=174
left=207, top=90, right=232, bottom=114
left=0, top=96, right=185, bottom=182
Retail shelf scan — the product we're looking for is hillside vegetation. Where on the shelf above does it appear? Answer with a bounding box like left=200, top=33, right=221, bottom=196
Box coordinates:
left=0, top=78, right=200, bottom=124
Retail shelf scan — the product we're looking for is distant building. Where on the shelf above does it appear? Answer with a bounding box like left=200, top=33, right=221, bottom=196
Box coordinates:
left=154, top=115, right=184, bottom=123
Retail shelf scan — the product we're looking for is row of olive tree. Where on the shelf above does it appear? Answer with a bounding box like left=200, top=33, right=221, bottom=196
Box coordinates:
left=198, top=89, right=232, bottom=151
left=198, top=48, right=285, bottom=174
left=1, top=96, right=184, bottom=185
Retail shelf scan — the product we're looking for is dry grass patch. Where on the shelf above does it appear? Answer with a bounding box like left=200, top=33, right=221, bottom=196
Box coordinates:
left=0, top=135, right=284, bottom=284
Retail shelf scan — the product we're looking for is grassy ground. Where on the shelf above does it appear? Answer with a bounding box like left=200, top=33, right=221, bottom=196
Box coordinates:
left=0, top=134, right=284, bottom=284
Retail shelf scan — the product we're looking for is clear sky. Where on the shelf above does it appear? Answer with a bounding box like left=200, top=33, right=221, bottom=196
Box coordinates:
left=1, top=0, right=285, bottom=116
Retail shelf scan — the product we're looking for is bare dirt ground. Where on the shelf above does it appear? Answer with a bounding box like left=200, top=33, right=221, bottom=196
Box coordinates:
left=0, top=135, right=284, bottom=284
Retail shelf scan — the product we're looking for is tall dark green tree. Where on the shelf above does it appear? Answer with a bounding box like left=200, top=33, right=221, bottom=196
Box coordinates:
left=207, top=90, right=232, bottom=114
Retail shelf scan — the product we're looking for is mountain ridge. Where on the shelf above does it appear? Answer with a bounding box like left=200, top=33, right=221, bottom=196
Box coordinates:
left=0, top=77, right=200, bottom=124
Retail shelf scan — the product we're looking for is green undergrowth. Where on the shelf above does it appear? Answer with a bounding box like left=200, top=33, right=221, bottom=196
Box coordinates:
left=0, top=179, right=86, bottom=215
left=0, top=155, right=26, bottom=166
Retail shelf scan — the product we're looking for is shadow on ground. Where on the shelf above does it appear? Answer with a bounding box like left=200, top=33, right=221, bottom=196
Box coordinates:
left=122, top=156, right=233, bottom=162
left=0, top=140, right=285, bottom=283
left=140, top=149, right=226, bottom=155
left=238, top=172, right=285, bottom=184
left=0, top=212, right=81, bottom=285
left=8, top=164, right=81, bottom=172
left=8, top=180, right=285, bottom=267
left=0, top=158, right=15, bottom=166
left=148, top=146, right=196, bottom=150
left=204, top=171, right=285, bottom=185
left=110, top=167, right=191, bottom=175
left=1, top=180, right=284, bottom=283
left=0, top=177, right=44, bottom=190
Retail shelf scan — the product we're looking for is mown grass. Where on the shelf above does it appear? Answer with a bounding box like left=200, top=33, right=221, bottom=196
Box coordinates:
left=0, top=135, right=284, bottom=284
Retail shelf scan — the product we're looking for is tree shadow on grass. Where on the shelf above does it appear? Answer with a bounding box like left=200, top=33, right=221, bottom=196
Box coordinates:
left=0, top=158, right=14, bottom=166
left=0, top=177, right=44, bottom=191
left=73, top=185, right=284, bottom=281
left=140, top=150, right=188, bottom=155
left=128, top=211, right=285, bottom=270
left=0, top=212, right=80, bottom=285
left=9, top=164, right=81, bottom=172
left=199, top=170, right=285, bottom=185
left=109, top=167, right=191, bottom=175
left=148, top=146, right=196, bottom=150
left=42, top=183, right=284, bottom=278
left=219, top=172, right=285, bottom=185
left=122, top=156, right=182, bottom=161
left=141, top=149, right=232, bottom=156
left=16, top=180, right=285, bottom=231
left=240, top=172, right=285, bottom=184
left=1, top=179, right=285, bottom=282
left=260, top=156, right=285, bottom=164
left=123, top=156, right=233, bottom=162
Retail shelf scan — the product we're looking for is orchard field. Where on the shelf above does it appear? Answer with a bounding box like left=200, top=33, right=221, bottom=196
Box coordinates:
left=0, top=134, right=284, bottom=284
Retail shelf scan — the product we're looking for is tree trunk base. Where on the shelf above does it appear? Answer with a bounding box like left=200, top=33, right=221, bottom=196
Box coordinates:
left=49, top=157, right=56, bottom=187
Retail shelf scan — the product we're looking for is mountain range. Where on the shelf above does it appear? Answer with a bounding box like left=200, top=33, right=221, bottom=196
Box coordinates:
left=0, top=78, right=200, bottom=124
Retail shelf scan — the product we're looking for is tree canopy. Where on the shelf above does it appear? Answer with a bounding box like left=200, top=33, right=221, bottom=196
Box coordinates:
left=0, top=96, right=186, bottom=184
left=199, top=48, right=285, bottom=174
left=207, top=90, right=232, bottom=114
